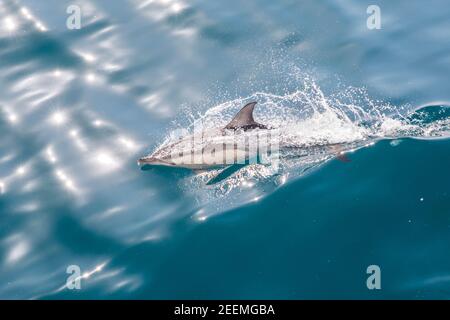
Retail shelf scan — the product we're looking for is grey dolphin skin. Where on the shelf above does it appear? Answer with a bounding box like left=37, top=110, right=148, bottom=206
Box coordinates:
left=137, top=101, right=270, bottom=169
left=137, top=101, right=357, bottom=183
left=224, top=102, right=268, bottom=130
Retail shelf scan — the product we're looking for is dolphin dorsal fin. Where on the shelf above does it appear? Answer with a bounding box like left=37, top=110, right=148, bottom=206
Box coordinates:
left=224, top=102, right=267, bottom=130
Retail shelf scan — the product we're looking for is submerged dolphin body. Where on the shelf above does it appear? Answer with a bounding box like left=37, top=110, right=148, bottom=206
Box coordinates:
left=138, top=101, right=357, bottom=183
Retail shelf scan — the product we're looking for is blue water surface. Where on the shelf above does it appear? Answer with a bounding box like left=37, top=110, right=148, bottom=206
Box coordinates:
left=0, top=0, right=449, bottom=299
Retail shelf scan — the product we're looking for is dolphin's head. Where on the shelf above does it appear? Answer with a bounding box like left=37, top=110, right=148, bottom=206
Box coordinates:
left=138, top=141, right=178, bottom=167
left=137, top=156, right=175, bottom=167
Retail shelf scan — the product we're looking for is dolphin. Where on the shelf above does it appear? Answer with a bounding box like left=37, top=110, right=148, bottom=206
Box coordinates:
left=138, top=102, right=272, bottom=170
left=138, top=101, right=359, bottom=183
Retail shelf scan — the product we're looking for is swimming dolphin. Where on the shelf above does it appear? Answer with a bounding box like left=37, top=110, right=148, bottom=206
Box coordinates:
left=137, top=102, right=273, bottom=170
left=138, top=101, right=358, bottom=183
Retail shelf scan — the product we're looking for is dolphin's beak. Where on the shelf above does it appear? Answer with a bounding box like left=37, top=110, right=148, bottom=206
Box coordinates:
left=137, top=157, right=174, bottom=166
left=137, top=157, right=157, bottom=166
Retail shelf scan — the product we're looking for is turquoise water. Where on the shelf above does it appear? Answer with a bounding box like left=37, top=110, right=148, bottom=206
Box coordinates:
left=0, top=0, right=449, bottom=299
